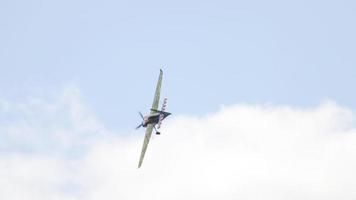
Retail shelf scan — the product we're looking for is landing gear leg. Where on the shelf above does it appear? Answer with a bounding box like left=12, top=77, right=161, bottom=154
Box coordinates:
left=153, top=126, right=161, bottom=135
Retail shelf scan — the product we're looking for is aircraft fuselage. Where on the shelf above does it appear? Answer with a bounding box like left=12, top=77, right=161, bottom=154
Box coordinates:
left=142, top=112, right=170, bottom=127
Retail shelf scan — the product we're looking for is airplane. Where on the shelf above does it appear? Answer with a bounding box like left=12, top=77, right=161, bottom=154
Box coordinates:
left=136, top=69, right=171, bottom=168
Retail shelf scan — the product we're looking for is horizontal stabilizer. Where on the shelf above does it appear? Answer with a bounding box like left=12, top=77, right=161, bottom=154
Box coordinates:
left=150, top=109, right=171, bottom=115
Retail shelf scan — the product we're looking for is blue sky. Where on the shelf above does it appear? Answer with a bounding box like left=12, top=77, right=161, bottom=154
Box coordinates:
left=1, top=0, right=356, bottom=130
left=1, top=1, right=356, bottom=199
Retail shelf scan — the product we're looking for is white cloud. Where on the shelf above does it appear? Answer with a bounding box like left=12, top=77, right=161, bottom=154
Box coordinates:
left=0, top=87, right=356, bottom=200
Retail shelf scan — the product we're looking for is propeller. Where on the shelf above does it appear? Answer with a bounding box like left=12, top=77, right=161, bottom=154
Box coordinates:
left=136, top=112, right=144, bottom=129
left=138, top=112, right=144, bottom=120
left=135, top=123, right=143, bottom=129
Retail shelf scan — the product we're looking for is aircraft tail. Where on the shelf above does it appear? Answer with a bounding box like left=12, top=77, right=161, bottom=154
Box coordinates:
left=157, top=98, right=167, bottom=129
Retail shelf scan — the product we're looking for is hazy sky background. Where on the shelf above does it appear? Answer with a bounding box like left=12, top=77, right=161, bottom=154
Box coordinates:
left=1, top=0, right=356, bottom=131
left=1, top=1, right=356, bottom=199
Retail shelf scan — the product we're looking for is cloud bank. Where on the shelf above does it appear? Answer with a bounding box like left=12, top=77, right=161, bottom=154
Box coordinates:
left=0, top=87, right=356, bottom=200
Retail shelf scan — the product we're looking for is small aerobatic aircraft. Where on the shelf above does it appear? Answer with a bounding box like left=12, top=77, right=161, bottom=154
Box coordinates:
left=136, top=69, right=171, bottom=168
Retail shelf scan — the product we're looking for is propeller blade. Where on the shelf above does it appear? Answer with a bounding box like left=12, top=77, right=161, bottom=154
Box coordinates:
left=135, top=123, right=143, bottom=129
left=138, top=112, right=144, bottom=120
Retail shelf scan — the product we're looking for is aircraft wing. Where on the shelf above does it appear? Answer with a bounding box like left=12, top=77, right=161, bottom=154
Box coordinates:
left=138, top=124, right=153, bottom=168
left=150, top=69, right=163, bottom=113
left=138, top=69, right=163, bottom=168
